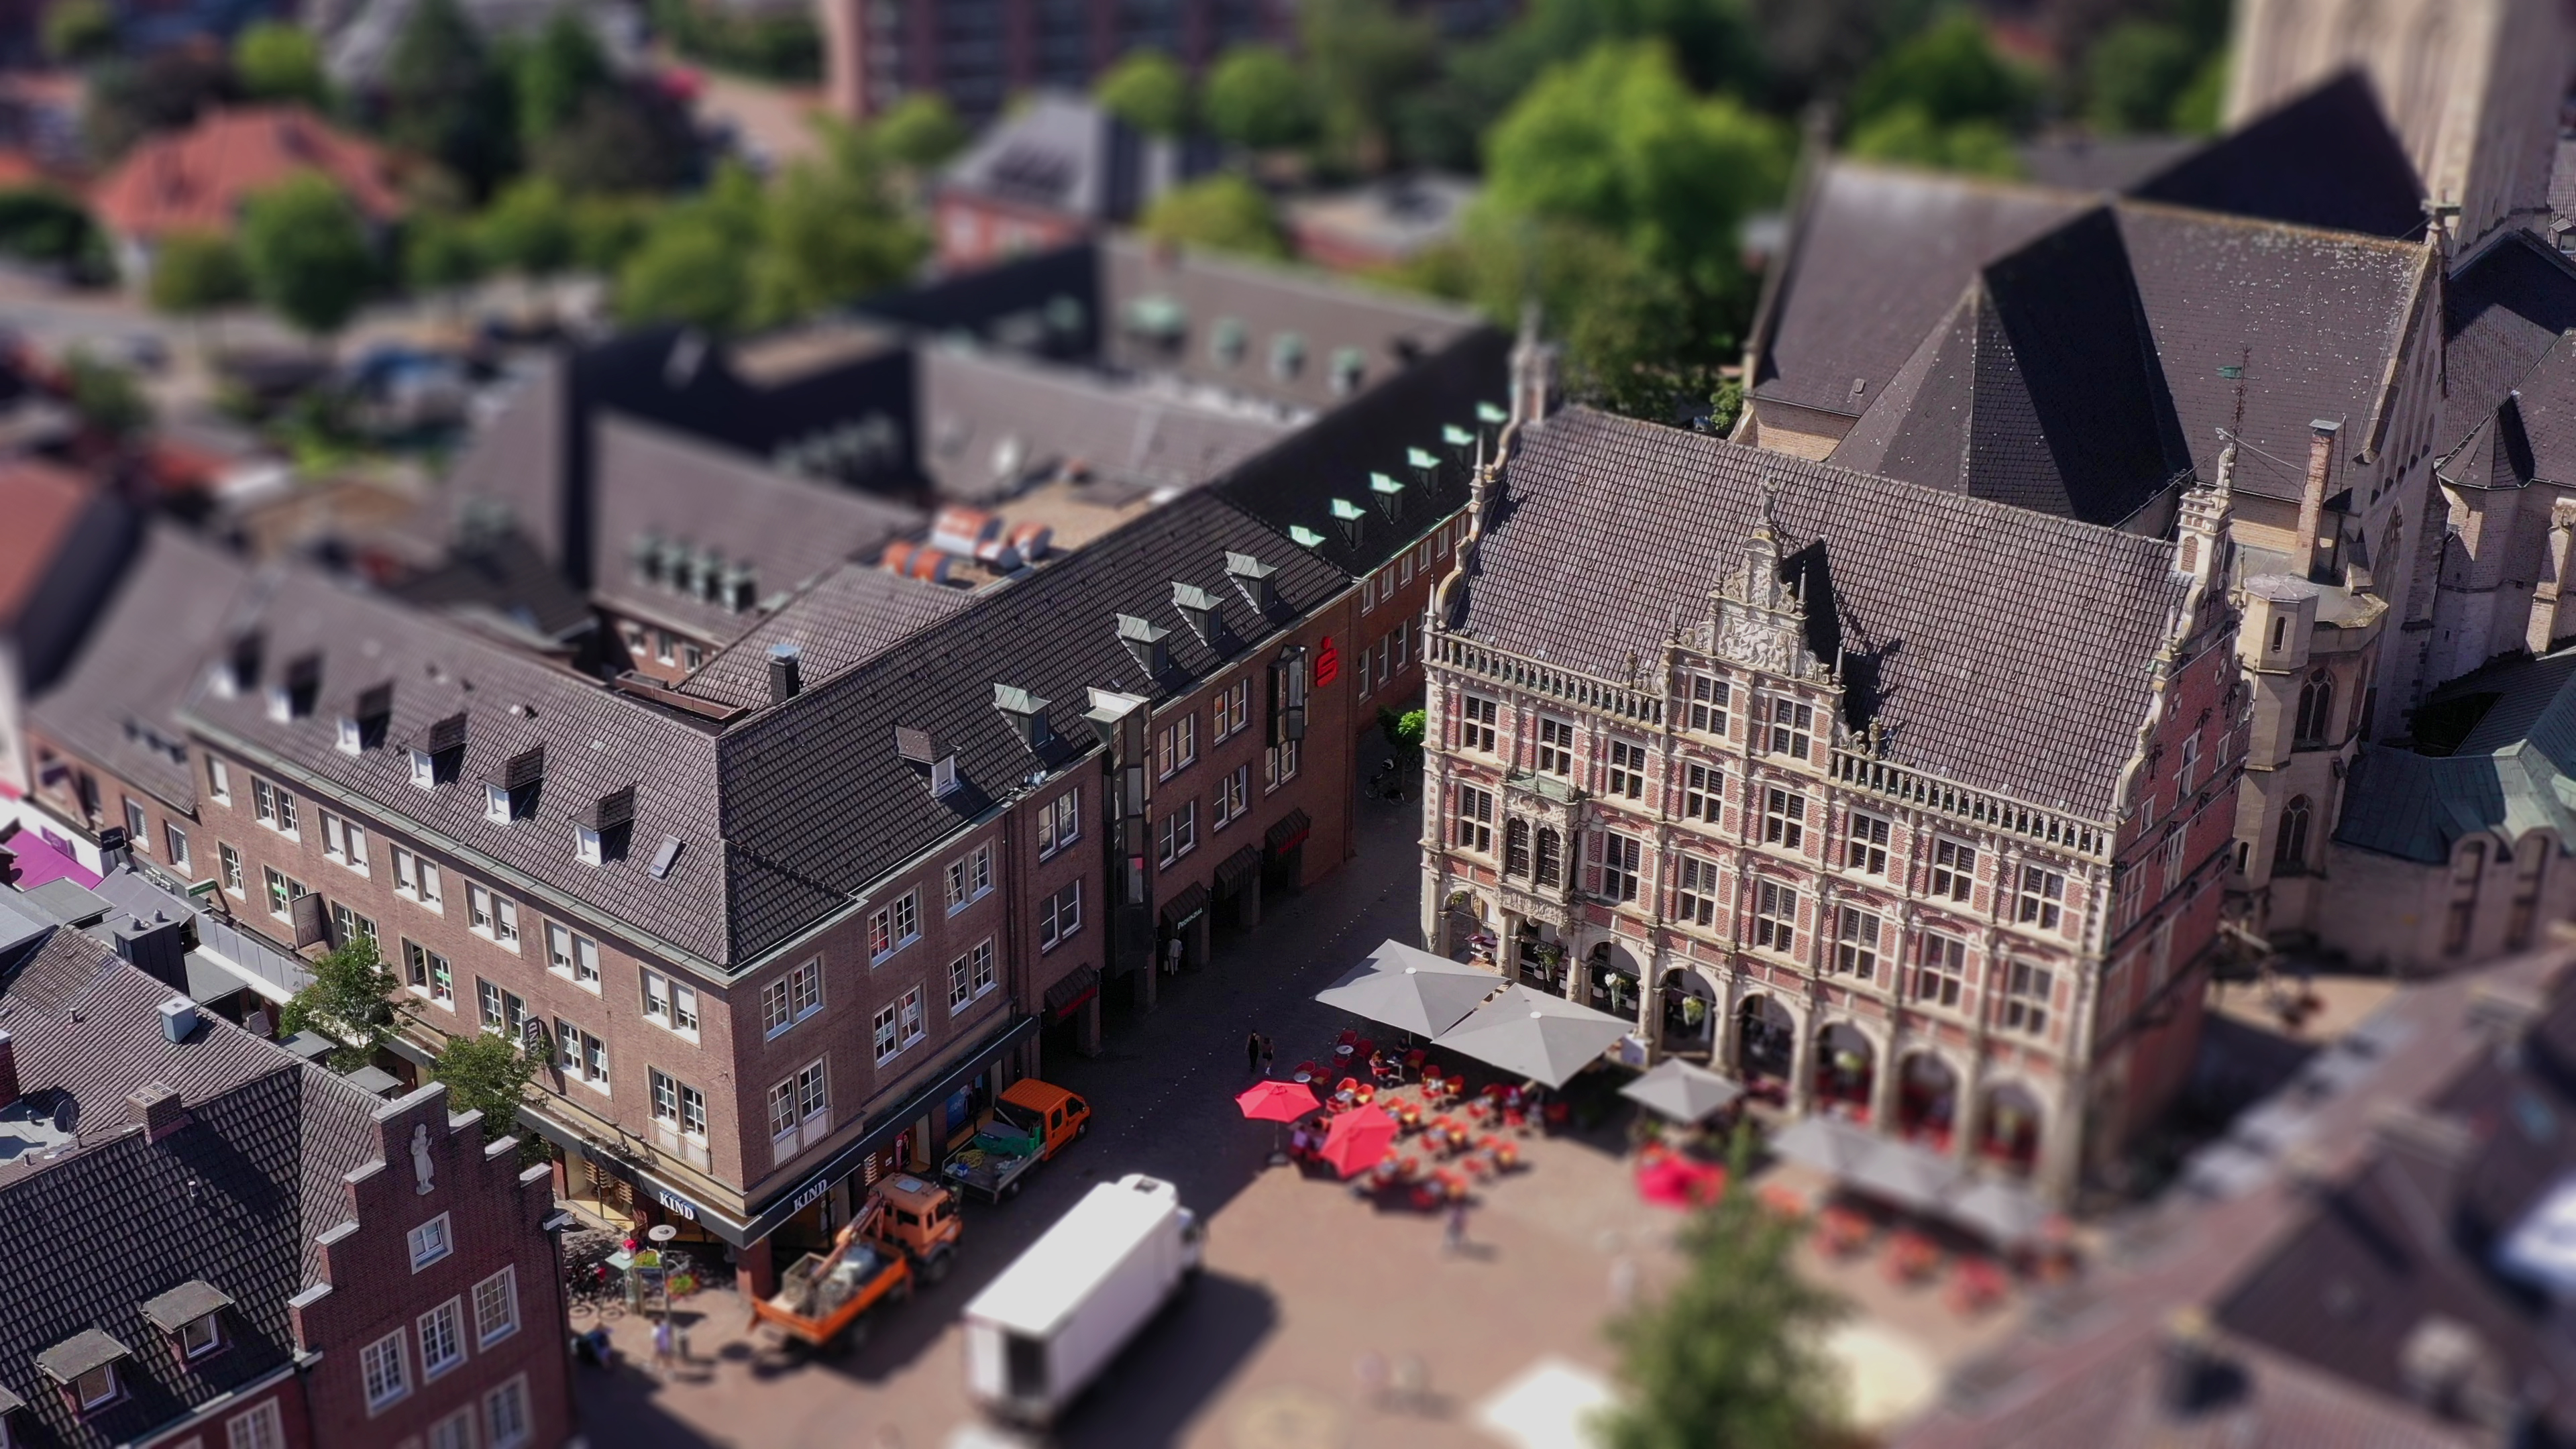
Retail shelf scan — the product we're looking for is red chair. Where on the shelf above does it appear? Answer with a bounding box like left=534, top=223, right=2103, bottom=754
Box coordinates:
left=1293, top=1060, right=1320, bottom=1083
left=1405, top=1049, right=1428, bottom=1072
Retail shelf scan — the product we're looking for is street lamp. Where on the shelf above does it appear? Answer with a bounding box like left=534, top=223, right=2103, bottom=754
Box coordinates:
left=647, top=1223, right=679, bottom=1362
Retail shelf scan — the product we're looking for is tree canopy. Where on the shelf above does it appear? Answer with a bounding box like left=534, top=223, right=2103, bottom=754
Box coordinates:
left=402, top=213, right=486, bottom=295
left=1300, top=0, right=1436, bottom=172
left=43, top=0, right=115, bottom=64
left=234, top=21, right=331, bottom=108
left=147, top=231, right=252, bottom=316
left=280, top=935, right=411, bottom=1071
left=1096, top=50, right=1191, bottom=137
left=62, top=351, right=151, bottom=442
left=1204, top=46, right=1315, bottom=151
left=514, top=11, right=613, bottom=147
left=747, top=131, right=930, bottom=326
left=1138, top=174, right=1287, bottom=260
left=383, top=0, right=519, bottom=196
left=239, top=173, right=378, bottom=335
left=1847, top=11, right=2037, bottom=132
left=432, top=1029, right=539, bottom=1142
left=474, top=177, right=576, bottom=274
left=873, top=94, right=969, bottom=170
left=2085, top=21, right=2205, bottom=136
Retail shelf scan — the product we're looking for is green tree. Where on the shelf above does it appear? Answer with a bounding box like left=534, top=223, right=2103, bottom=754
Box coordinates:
left=1204, top=45, right=1315, bottom=150
left=1707, top=374, right=1744, bottom=435
left=384, top=0, right=518, bottom=196
left=1847, top=105, right=2023, bottom=178
left=239, top=174, right=378, bottom=335
left=1096, top=50, right=1191, bottom=136
left=515, top=11, right=612, bottom=147
left=234, top=21, right=331, bottom=107
left=2086, top=21, right=2202, bottom=136
left=1599, top=1134, right=1849, bottom=1449
left=0, top=186, right=99, bottom=266
left=83, top=48, right=237, bottom=161
left=402, top=213, right=485, bottom=296
left=2170, top=48, right=2229, bottom=136
left=280, top=935, right=411, bottom=1070
left=431, top=1028, right=539, bottom=1142
left=1301, top=0, right=1436, bottom=172
left=1138, top=173, right=1285, bottom=260
left=146, top=231, right=251, bottom=317
left=62, top=350, right=151, bottom=441
left=43, top=0, right=115, bottom=64
left=1847, top=11, right=2037, bottom=133
left=529, top=91, right=691, bottom=194
left=474, top=176, right=575, bottom=274
left=568, top=193, right=657, bottom=272
left=616, top=164, right=764, bottom=328
left=747, top=136, right=928, bottom=326
left=873, top=93, right=968, bottom=170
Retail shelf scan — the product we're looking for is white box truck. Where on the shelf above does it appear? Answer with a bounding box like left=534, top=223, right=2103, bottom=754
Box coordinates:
left=961, top=1173, right=1203, bottom=1426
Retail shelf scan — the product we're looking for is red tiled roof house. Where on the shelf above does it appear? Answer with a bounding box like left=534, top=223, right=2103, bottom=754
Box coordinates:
left=89, top=106, right=405, bottom=286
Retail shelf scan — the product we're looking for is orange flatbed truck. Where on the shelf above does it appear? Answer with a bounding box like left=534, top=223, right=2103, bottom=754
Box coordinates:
left=749, top=1175, right=962, bottom=1352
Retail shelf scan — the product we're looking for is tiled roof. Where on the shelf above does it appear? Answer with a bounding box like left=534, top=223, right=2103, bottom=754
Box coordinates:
left=716, top=488, right=1349, bottom=960
left=1464, top=409, right=2188, bottom=818
left=1829, top=207, right=2190, bottom=527
left=1216, top=325, right=1509, bottom=574
left=2128, top=70, right=2426, bottom=239
left=2440, top=231, right=2576, bottom=453
left=27, top=524, right=256, bottom=812
left=916, top=343, right=1294, bottom=500
left=91, top=105, right=403, bottom=240
left=177, top=567, right=733, bottom=964
left=940, top=93, right=1130, bottom=221
left=442, top=357, right=569, bottom=566
left=588, top=413, right=924, bottom=640
left=2334, top=647, right=2576, bottom=863
left=0, top=456, right=93, bottom=626
left=2014, top=136, right=2198, bottom=194
left=683, top=561, right=974, bottom=710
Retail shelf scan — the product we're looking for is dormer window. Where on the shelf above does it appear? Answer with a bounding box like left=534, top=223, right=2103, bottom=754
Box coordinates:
left=178, top=1314, right=219, bottom=1358
left=483, top=747, right=544, bottom=822
left=575, top=825, right=603, bottom=865
left=486, top=783, right=513, bottom=822
left=265, top=685, right=294, bottom=722
left=142, top=1283, right=235, bottom=1359
left=72, top=1366, right=115, bottom=1411
left=410, top=749, right=435, bottom=788
left=36, top=1330, right=129, bottom=1415
left=336, top=716, right=364, bottom=754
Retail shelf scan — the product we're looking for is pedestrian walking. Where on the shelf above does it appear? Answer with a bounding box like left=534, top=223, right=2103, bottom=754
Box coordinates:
left=1246, top=1030, right=1262, bottom=1074
left=1260, top=1036, right=1276, bottom=1077
left=651, top=1317, right=674, bottom=1375
left=1443, top=1201, right=1469, bottom=1254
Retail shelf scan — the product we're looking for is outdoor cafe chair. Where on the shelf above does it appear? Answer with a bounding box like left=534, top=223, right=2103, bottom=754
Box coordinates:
left=1293, top=1061, right=1320, bottom=1083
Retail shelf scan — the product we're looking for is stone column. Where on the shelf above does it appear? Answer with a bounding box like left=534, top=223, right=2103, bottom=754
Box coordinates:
left=734, top=1236, right=777, bottom=1301
left=1868, top=1030, right=1901, bottom=1134
left=1788, top=1003, right=1817, bottom=1116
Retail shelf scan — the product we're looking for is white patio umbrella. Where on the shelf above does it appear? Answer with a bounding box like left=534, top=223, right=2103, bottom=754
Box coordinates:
left=1618, top=1057, right=1744, bottom=1123
left=1430, top=984, right=1633, bottom=1089
left=1313, top=938, right=1501, bottom=1039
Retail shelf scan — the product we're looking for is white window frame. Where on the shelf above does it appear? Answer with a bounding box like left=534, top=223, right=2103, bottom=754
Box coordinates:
left=1930, top=838, right=1977, bottom=902
left=1833, top=906, right=1880, bottom=980
left=1685, top=674, right=1729, bottom=737
left=1604, top=739, right=1648, bottom=800
left=206, top=755, right=232, bottom=804
left=1914, top=932, right=1968, bottom=1008
left=1453, top=784, right=1494, bottom=855
left=1682, top=763, right=1722, bottom=824
left=1534, top=716, right=1576, bottom=776
left=1846, top=812, right=1892, bottom=875
left=225, top=1399, right=284, bottom=1449
left=484, top=1375, right=532, bottom=1449
left=178, top=1311, right=221, bottom=1359
left=1040, top=879, right=1082, bottom=951
left=1157, top=712, right=1199, bottom=780
left=417, top=1298, right=467, bottom=1381
left=1761, top=787, right=1806, bottom=851
left=1214, top=763, right=1248, bottom=828
left=1752, top=879, right=1797, bottom=954
left=1765, top=697, right=1813, bottom=760
left=1157, top=800, right=1198, bottom=866
left=869, top=891, right=921, bottom=961
left=1672, top=857, right=1720, bottom=926
left=407, top=1212, right=453, bottom=1271
left=360, top=1330, right=410, bottom=1413
left=219, top=842, right=244, bottom=897
left=1213, top=678, right=1251, bottom=741
left=2002, top=960, right=2053, bottom=1036
left=545, top=922, right=602, bottom=989
left=2016, top=865, right=2066, bottom=932
left=1038, top=788, right=1081, bottom=858
left=949, top=938, right=996, bottom=1013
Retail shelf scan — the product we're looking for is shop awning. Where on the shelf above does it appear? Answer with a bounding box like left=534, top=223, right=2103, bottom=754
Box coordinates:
left=1619, top=1058, right=1741, bottom=1122
left=1044, top=965, right=1099, bottom=1019
left=1266, top=809, right=1311, bottom=855
left=1214, top=844, right=1262, bottom=892
left=1161, top=881, right=1210, bottom=928
left=1431, top=984, right=1631, bottom=1089
left=1314, top=938, right=1499, bottom=1038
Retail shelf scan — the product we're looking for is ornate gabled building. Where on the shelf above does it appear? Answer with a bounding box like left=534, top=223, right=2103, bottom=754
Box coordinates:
left=1419, top=402, right=2245, bottom=1201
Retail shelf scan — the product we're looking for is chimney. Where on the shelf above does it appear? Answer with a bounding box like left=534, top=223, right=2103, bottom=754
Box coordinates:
left=1171, top=583, right=1220, bottom=644
left=128, top=1083, right=185, bottom=1143
left=1118, top=614, right=1171, bottom=677
left=158, top=996, right=198, bottom=1044
left=2292, top=421, right=2339, bottom=582
left=0, top=1030, right=19, bottom=1111
left=767, top=643, right=802, bottom=703
left=1507, top=301, right=1556, bottom=428
left=114, top=912, right=189, bottom=994
left=993, top=684, right=1055, bottom=751
left=1227, top=551, right=1277, bottom=612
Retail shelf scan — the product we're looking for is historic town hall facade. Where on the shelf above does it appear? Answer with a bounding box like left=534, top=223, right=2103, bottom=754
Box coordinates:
left=1420, top=404, right=2245, bottom=1201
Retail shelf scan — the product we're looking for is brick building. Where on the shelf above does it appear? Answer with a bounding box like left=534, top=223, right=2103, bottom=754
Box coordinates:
left=1421, top=403, right=2243, bottom=1200
left=0, top=884, right=570, bottom=1449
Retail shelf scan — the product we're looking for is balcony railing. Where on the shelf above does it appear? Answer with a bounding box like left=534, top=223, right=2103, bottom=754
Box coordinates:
left=1831, top=750, right=2110, bottom=861
left=1432, top=635, right=1664, bottom=727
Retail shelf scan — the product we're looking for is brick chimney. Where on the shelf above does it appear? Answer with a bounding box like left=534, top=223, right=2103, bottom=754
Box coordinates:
left=128, top=1083, right=185, bottom=1143
left=2292, top=421, right=2339, bottom=582
left=0, top=1030, right=19, bottom=1111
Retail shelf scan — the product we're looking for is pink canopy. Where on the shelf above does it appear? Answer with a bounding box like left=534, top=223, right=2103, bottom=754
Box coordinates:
left=1317, top=1105, right=1399, bottom=1179
left=1234, top=1080, right=1320, bottom=1124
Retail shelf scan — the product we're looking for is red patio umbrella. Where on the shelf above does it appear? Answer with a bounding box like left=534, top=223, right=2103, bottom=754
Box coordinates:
left=1318, top=1104, right=1400, bottom=1179
left=1238, top=1079, right=1319, bottom=1166
left=1635, top=1155, right=1727, bottom=1209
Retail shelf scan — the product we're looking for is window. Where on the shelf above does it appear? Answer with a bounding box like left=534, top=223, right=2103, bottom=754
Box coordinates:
left=869, top=891, right=921, bottom=959
left=2275, top=796, right=2312, bottom=871
left=1460, top=695, right=1500, bottom=753
left=1845, top=812, right=1890, bottom=874
left=207, top=756, right=231, bottom=804
left=1536, top=716, right=1576, bottom=775
left=467, top=885, right=519, bottom=945
left=641, top=969, right=697, bottom=1034
left=1766, top=698, right=1813, bottom=759
left=1040, top=880, right=1082, bottom=949
left=123, top=797, right=147, bottom=847
left=409, top=749, right=436, bottom=790
left=225, top=1401, right=284, bottom=1449
left=2002, top=961, right=2052, bottom=1036
left=484, top=1377, right=531, bottom=1449
left=1214, top=679, right=1251, bottom=741
left=164, top=822, right=190, bottom=870
left=407, top=1213, right=452, bottom=1271
left=1929, top=839, right=1976, bottom=901
left=684, top=643, right=704, bottom=671
left=545, top=923, right=601, bottom=987
left=1503, top=818, right=1532, bottom=877
left=950, top=939, right=996, bottom=1011
left=484, top=783, right=512, bottom=823
left=575, top=824, right=604, bottom=866
left=1157, top=802, right=1197, bottom=865
left=262, top=867, right=305, bottom=920
left=476, top=980, right=529, bottom=1039
left=1674, top=857, right=1720, bottom=926
left=655, top=630, right=676, bottom=665
left=2016, top=866, right=2065, bottom=931
left=2176, top=734, right=2201, bottom=796
left=329, top=902, right=377, bottom=947
left=178, top=1312, right=221, bottom=1358
left=1761, top=787, right=1806, bottom=851
left=2294, top=667, right=2334, bottom=745
left=1037, top=788, right=1080, bottom=857
left=945, top=844, right=994, bottom=911
left=649, top=1071, right=708, bottom=1141
left=1264, top=737, right=1299, bottom=789
left=428, top=1411, right=475, bottom=1449
left=763, top=959, right=822, bottom=1035
left=556, top=1020, right=609, bottom=1089
left=769, top=1061, right=828, bottom=1155
left=1214, top=763, right=1249, bottom=827
left=219, top=843, right=243, bottom=895
left=404, top=940, right=454, bottom=1007
left=1686, top=674, right=1729, bottom=737
left=873, top=998, right=902, bottom=1061
left=1682, top=763, right=1722, bottom=824
left=1914, top=933, right=1968, bottom=1008
left=251, top=777, right=295, bottom=833
left=394, top=848, right=442, bottom=909
left=417, top=1299, right=466, bottom=1380
left=899, top=985, right=925, bottom=1046
left=1157, top=713, right=1198, bottom=779
left=360, top=1331, right=409, bottom=1412
left=320, top=813, right=368, bottom=871
left=1454, top=784, right=1495, bottom=853
left=1590, top=832, right=1642, bottom=902
left=1605, top=740, right=1648, bottom=800
left=72, top=1362, right=119, bottom=1411
left=2161, top=828, right=2189, bottom=892
left=1534, top=827, right=1563, bottom=888
left=1752, top=880, right=1797, bottom=953
left=1833, top=907, right=1880, bottom=980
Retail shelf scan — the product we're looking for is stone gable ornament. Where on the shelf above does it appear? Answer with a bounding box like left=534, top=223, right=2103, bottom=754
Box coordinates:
left=412, top=1122, right=436, bottom=1195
